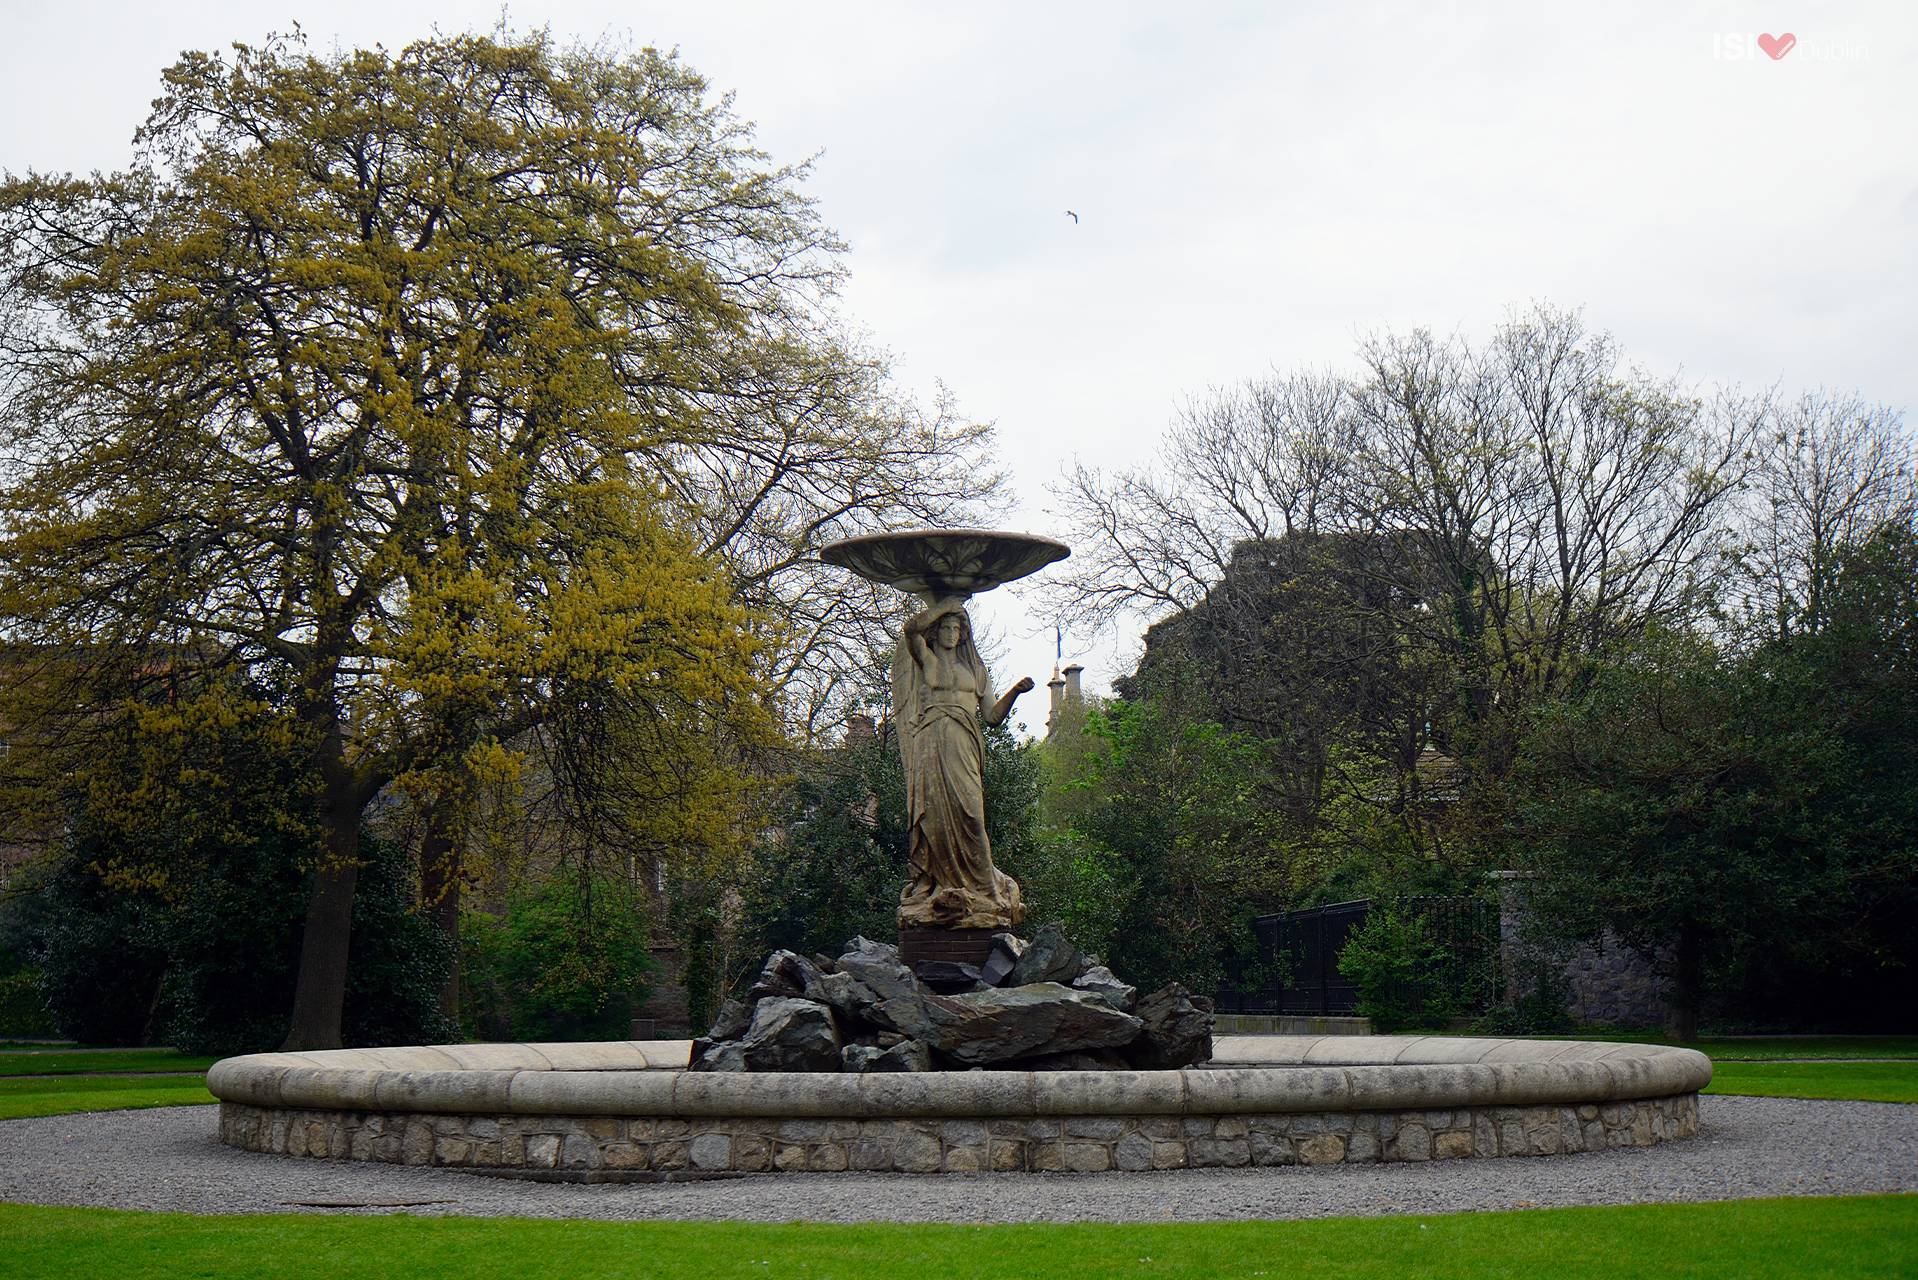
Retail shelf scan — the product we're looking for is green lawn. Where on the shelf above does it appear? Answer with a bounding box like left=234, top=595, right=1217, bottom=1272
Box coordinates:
left=0, top=1197, right=1913, bottom=1279
left=0, top=1047, right=219, bottom=1076
left=1434, top=1032, right=1918, bottom=1060
left=1631, top=1035, right=1918, bottom=1061
left=0, top=1073, right=215, bottom=1120
left=1691, top=1036, right=1918, bottom=1061
left=1704, top=1060, right=1918, bottom=1104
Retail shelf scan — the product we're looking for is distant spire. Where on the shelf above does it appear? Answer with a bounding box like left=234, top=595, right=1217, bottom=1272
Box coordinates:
left=1048, top=624, right=1067, bottom=732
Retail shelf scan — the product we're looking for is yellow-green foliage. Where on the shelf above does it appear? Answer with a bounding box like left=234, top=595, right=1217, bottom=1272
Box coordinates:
left=0, top=31, right=795, bottom=877
left=0, top=33, right=860, bottom=1046
left=77, top=694, right=316, bottom=900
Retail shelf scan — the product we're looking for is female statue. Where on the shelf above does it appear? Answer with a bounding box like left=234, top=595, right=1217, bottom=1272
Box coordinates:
left=893, top=595, right=1034, bottom=929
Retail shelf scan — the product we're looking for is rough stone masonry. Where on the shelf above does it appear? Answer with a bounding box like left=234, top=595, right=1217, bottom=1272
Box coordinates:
left=218, top=1094, right=1701, bottom=1176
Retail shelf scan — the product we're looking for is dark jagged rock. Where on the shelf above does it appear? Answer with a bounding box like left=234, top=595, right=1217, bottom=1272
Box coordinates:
left=747, top=950, right=822, bottom=1003
left=835, top=940, right=939, bottom=1037
left=877, top=1039, right=933, bottom=1071
left=844, top=1038, right=933, bottom=1073
left=1124, top=983, right=1215, bottom=1069
left=704, top=998, right=753, bottom=1042
left=980, top=933, right=1025, bottom=986
left=874, top=991, right=949, bottom=1046
left=834, top=945, right=919, bottom=1003
left=840, top=1043, right=883, bottom=1072
left=929, top=982, right=1142, bottom=1066
left=1070, top=964, right=1138, bottom=1012
left=840, top=935, right=900, bottom=963
left=688, top=1037, right=747, bottom=1072
left=1008, top=922, right=1089, bottom=987
left=738, top=997, right=842, bottom=1072
left=692, top=930, right=1213, bottom=1074
left=915, top=960, right=988, bottom=993
left=802, top=970, right=866, bottom=1023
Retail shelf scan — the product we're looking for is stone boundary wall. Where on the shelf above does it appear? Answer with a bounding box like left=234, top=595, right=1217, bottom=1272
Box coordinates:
left=208, top=1035, right=1710, bottom=1175
left=1492, top=872, right=1672, bottom=1027
left=219, top=1093, right=1699, bottom=1174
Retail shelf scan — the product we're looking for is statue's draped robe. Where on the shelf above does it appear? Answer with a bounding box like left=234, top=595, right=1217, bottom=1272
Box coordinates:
left=893, top=612, right=1025, bottom=930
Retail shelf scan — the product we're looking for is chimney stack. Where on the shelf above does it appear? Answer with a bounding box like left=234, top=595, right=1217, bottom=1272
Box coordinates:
left=1062, top=663, right=1084, bottom=703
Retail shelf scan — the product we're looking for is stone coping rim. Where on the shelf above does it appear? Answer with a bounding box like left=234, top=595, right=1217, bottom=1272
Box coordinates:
left=208, top=1036, right=1711, bottom=1120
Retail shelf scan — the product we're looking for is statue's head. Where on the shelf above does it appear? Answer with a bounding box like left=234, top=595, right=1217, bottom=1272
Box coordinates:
left=934, top=612, right=966, bottom=651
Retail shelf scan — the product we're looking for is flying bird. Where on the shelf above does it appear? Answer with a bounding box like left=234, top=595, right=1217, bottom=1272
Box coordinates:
left=1064, top=210, right=1079, bottom=223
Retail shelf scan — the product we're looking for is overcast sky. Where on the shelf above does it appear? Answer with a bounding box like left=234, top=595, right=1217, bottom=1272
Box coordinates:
left=4, top=1, right=1913, bottom=733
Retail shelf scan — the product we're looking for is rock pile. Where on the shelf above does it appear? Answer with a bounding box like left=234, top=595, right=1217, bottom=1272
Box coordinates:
left=690, top=924, right=1213, bottom=1073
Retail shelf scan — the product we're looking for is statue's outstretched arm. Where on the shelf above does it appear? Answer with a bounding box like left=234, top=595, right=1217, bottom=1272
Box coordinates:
left=987, top=676, right=1036, bottom=727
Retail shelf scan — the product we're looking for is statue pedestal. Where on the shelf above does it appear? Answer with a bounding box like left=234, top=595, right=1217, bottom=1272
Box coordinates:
left=898, top=927, right=999, bottom=970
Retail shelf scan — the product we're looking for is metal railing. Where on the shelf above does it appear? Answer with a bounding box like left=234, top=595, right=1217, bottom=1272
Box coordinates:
left=1215, top=895, right=1499, bottom=1018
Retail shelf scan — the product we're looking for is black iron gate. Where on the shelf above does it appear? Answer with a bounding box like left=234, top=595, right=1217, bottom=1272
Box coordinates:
left=1216, top=899, right=1370, bottom=1016
left=1215, top=896, right=1500, bottom=1018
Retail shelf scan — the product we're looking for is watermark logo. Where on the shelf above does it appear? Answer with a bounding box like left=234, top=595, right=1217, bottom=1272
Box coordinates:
left=1714, top=31, right=1867, bottom=61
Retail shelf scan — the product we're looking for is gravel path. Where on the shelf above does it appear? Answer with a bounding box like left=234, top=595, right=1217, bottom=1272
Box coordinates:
left=2, top=1097, right=1912, bottom=1223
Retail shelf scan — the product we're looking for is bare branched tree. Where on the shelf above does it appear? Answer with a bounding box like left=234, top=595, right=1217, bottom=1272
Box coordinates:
left=1050, top=372, right=1350, bottom=629
left=1339, top=311, right=1761, bottom=717
left=1731, top=391, right=1917, bottom=643
left=1048, top=305, right=1772, bottom=783
left=664, top=366, right=1003, bottom=739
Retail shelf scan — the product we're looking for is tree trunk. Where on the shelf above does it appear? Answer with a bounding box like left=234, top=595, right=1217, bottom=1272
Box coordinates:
left=282, top=784, right=363, bottom=1051
left=140, top=968, right=168, bottom=1048
left=1664, top=923, right=1702, bottom=1043
left=418, top=812, right=461, bottom=1026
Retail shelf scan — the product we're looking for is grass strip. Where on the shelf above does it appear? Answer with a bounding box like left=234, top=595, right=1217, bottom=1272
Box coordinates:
left=0, top=1048, right=218, bottom=1076
left=1424, top=1032, right=1918, bottom=1060
left=1640, top=1035, right=1918, bottom=1061
left=1704, top=1060, right=1918, bottom=1103
left=0, top=1073, right=214, bottom=1120
left=0, top=1196, right=1913, bottom=1279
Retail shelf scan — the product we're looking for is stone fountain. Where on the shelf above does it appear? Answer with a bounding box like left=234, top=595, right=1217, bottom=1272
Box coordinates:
left=206, top=528, right=1713, bottom=1176
left=209, top=1034, right=1710, bottom=1175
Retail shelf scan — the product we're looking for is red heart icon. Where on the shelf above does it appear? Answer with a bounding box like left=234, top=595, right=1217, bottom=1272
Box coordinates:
left=1757, top=32, right=1796, bottom=60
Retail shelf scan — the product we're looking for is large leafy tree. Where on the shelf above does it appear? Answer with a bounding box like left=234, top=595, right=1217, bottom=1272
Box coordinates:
left=0, top=32, right=911, bottom=1048
left=13, top=685, right=453, bottom=1053
left=1118, top=532, right=1446, bottom=838
left=1049, top=701, right=1294, bottom=994
left=1511, top=525, right=1918, bottom=1036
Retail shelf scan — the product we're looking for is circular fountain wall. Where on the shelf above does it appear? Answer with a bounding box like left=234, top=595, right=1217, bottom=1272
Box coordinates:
left=209, top=1035, right=1708, bottom=1176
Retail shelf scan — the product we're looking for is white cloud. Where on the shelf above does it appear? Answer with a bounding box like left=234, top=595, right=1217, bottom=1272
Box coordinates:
left=4, top=0, right=1912, bottom=702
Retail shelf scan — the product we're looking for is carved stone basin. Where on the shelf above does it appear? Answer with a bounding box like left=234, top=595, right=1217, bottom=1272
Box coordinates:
left=208, top=1035, right=1711, bottom=1176
left=819, top=528, right=1070, bottom=597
